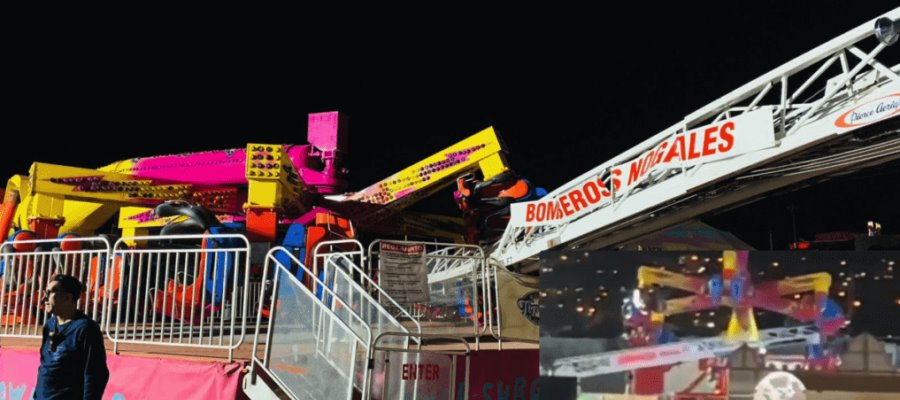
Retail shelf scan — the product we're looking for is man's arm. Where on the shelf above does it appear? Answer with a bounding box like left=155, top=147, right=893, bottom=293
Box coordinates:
left=82, top=322, right=109, bottom=400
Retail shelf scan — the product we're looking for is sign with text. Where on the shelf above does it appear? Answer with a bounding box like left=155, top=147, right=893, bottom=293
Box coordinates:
left=510, top=109, right=775, bottom=226
left=379, top=241, right=430, bottom=305
left=372, top=348, right=539, bottom=399
left=384, top=352, right=453, bottom=399
left=834, top=92, right=899, bottom=129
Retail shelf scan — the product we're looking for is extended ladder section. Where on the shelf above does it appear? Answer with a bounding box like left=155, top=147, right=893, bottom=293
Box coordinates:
left=425, top=246, right=485, bottom=285
left=494, top=9, right=900, bottom=271
left=547, top=326, right=821, bottom=378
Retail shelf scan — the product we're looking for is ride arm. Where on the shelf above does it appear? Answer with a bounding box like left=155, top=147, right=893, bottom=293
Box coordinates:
left=13, top=162, right=194, bottom=238
left=663, top=295, right=719, bottom=317
left=753, top=272, right=832, bottom=321
left=329, top=127, right=510, bottom=229
left=744, top=292, right=797, bottom=316
left=637, top=266, right=708, bottom=293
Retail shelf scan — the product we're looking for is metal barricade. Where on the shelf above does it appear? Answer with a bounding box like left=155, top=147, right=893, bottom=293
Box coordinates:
left=368, top=332, right=470, bottom=400
left=105, top=234, right=251, bottom=361
left=368, top=240, right=487, bottom=348
left=0, top=236, right=111, bottom=338
left=314, top=240, right=422, bottom=343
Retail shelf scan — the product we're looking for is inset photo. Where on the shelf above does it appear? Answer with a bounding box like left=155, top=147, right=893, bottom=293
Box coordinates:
left=540, top=251, right=900, bottom=399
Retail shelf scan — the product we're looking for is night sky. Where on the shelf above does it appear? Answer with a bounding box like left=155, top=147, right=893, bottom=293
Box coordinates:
left=5, top=4, right=900, bottom=248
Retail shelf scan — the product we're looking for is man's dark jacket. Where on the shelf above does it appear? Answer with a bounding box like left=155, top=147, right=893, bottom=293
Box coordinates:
left=35, top=312, right=109, bottom=400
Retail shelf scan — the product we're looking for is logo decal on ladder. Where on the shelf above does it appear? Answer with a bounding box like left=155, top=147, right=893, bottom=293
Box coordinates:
left=834, top=93, right=900, bottom=128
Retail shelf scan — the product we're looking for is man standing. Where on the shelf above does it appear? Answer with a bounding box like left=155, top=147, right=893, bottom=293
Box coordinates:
left=35, top=274, right=109, bottom=399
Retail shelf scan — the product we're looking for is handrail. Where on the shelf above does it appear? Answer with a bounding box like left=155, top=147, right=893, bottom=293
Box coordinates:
left=259, top=246, right=373, bottom=399
left=313, top=239, right=423, bottom=343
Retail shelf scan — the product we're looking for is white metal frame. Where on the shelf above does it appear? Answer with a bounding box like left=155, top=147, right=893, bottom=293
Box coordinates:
left=493, top=8, right=900, bottom=270
left=105, top=234, right=251, bottom=361
left=367, top=240, right=488, bottom=348
left=313, top=239, right=423, bottom=343
left=0, top=236, right=111, bottom=338
left=369, top=331, right=471, bottom=400
left=251, top=246, right=374, bottom=400
left=548, top=325, right=822, bottom=378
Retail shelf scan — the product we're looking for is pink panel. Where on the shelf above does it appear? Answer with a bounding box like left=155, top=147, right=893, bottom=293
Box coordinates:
left=461, top=349, right=539, bottom=399
left=125, top=147, right=309, bottom=186
left=128, top=149, right=249, bottom=185
left=0, top=348, right=242, bottom=400
left=307, top=111, right=346, bottom=152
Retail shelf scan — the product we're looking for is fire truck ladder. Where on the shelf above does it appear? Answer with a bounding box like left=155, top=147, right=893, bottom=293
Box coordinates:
left=493, top=9, right=900, bottom=272
left=547, top=325, right=821, bottom=378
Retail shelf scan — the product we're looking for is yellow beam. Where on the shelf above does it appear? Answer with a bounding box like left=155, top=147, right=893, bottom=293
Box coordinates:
left=59, top=200, right=119, bottom=236
left=29, top=162, right=191, bottom=203
left=244, top=144, right=308, bottom=210
left=339, top=127, right=510, bottom=226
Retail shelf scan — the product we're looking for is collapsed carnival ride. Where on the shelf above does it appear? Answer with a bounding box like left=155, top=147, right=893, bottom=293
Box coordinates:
left=546, top=250, right=879, bottom=398
left=0, top=110, right=545, bottom=398
left=627, top=251, right=844, bottom=355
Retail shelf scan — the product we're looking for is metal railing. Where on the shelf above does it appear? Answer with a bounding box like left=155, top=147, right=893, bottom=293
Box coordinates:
left=369, top=332, right=471, bottom=400
left=424, top=245, right=484, bottom=285
left=105, top=234, right=251, bottom=361
left=367, top=240, right=488, bottom=348
left=0, top=236, right=111, bottom=338
left=252, top=247, right=374, bottom=399
left=313, top=240, right=422, bottom=344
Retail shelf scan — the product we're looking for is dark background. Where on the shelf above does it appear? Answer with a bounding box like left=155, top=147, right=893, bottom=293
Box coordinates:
left=6, top=4, right=900, bottom=249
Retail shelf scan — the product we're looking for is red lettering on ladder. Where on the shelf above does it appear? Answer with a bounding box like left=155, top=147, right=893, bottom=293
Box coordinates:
left=718, top=122, right=735, bottom=152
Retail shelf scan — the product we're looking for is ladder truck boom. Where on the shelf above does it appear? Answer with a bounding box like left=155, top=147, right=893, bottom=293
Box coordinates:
left=493, top=8, right=900, bottom=271
left=548, top=325, right=821, bottom=378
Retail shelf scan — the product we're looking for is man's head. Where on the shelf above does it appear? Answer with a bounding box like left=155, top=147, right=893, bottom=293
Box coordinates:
left=43, top=274, right=84, bottom=316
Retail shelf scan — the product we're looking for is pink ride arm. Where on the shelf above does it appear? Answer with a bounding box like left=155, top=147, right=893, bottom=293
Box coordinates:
left=101, top=148, right=304, bottom=186
left=99, top=112, right=349, bottom=193
left=773, top=273, right=833, bottom=296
